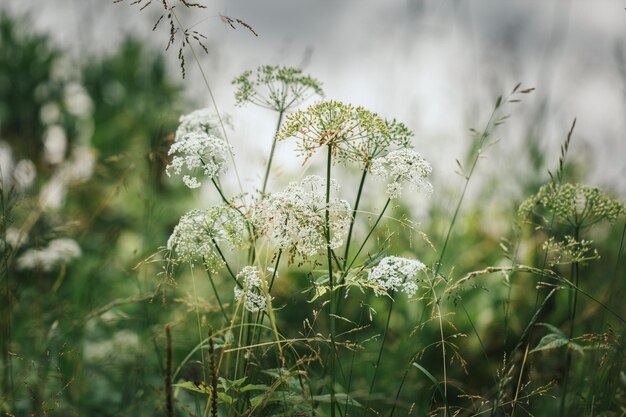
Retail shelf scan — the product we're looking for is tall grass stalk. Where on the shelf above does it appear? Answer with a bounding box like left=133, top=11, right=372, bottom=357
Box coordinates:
left=325, top=144, right=337, bottom=417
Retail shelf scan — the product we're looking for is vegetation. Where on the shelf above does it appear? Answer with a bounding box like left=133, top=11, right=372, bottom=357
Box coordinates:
left=1, top=7, right=625, bottom=417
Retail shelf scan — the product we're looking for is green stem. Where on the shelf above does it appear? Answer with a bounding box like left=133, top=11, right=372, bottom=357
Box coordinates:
left=560, top=226, right=581, bottom=417
left=366, top=292, right=395, bottom=405
left=206, top=270, right=230, bottom=322
left=325, top=145, right=337, bottom=417
left=342, top=168, right=369, bottom=270
left=190, top=265, right=208, bottom=385
left=261, top=109, right=285, bottom=195
left=211, top=178, right=256, bottom=265
left=345, top=198, right=391, bottom=273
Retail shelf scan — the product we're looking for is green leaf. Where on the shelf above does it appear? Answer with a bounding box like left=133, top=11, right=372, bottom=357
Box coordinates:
left=535, top=322, right=566, bottom=337
left=412, top=363, right=450, bottom=416
left=568, top=341, right=584, bottom=355
left=217, top=392, right=234, bottom=405
left=530, top=333, right=569, bottom=353
left=172, top=381, right=211, bottom=395
left=240, top=384, right=269, bottom=392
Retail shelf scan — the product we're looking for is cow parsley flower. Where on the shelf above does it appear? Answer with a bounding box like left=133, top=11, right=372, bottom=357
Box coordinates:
left=371, top=149, right=433, bottom=199
left=518, top=182, right=624, bottom=228
left=233, top=65, right=324, bottom=111
left=167, top=206, right=247, bottom=270
left=277, top=101, right=411, bottom=165
left=367, top=256, right=425, bottom=297
left=175, top=108, right=222, bottom=139
left=233, top=266, right=269, bottom=312
left=166, top=132, right=232, bottom=189
left=16, top=238, right=81, bottom=272
left=254, top=175, right=352, bottom=259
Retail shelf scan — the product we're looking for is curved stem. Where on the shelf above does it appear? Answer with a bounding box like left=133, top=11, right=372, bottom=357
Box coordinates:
left=261, top=109, right=285, bottom=195
left=206, top=269, right=230, bottom=322
left=342, top=168, right=369, bottom=270
left=345, top=198, right=391, bottom=273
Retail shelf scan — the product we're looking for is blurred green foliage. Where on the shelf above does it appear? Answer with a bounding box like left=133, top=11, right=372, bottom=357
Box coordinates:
left=1, top=10, right=625, bottom=417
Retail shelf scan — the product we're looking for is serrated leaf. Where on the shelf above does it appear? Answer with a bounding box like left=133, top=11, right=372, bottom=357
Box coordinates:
left=530, top=333, right=569, bottom=353
left=173, top=381, right=211, bottom=395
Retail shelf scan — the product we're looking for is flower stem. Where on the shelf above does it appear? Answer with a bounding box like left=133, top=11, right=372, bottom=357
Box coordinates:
left=366, top=291, right=395, bottom=405
left=325, top=145, right=337, bottom=417
left=342, top=168, right=368, bottom=270
left=261, top=109, right=285, bottom=195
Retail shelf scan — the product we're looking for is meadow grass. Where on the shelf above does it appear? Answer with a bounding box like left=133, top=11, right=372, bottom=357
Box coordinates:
left=1, top=4, right=626, bottom=416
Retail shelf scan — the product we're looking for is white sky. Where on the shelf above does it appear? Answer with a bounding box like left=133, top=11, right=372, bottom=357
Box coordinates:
left=3, top=0, right=626, bottom=201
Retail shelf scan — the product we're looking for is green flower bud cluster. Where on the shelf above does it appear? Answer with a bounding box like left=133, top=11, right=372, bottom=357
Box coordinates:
left=277, top=100, right=413, bottom=165
left=519, top=182, right=624, bottom=228
left=232, top=65, right=323, bottom=111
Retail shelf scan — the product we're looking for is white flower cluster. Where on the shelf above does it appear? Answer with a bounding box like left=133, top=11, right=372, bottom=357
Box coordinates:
left=371, top=149, right=433, bottom=199
left=234, top=266, right=269, bottom=313
left=254, top=176, right=352, bottom=258
left=367, top=256, right=425, bottom=297
left=175, top=108, right=221, bottom=139
left=167, top=207, right=247, bottom=269
left=16, top=238, right=81, bottom=272
left=166, top=132, right=232, bottom=189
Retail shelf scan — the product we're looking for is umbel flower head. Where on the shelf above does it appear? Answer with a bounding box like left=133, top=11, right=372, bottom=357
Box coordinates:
left=277, top=100, right=412, bottom=165
left=518, top=182, right=624, bottom=228
left=253, top=175, right=352, bottom=259
left=367, top=256, right=425, bottom=297
left=166, top=132, right=232, bottom=189
left=232, top=65, right=324, bottom=111
left=175, top=108, right=222, bottom=139
left=167, top=206, right=247, bottom=270
left=371, top=149, right=433, bottom=199
left=234, top=266, right=270, bottom=313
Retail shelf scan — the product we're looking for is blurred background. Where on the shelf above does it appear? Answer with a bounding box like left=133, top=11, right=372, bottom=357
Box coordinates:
left=1, top=1, right=625, bottom=415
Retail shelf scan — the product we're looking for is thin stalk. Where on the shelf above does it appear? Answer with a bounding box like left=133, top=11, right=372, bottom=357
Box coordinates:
left=366, top=292, right=395, bottom=406
left=560, top=225, right=581, bottom=417
left=211, top=178, right=256, bottom=265
left=210, top=238, right=241, bottom=289
left=345, top=198, right=392, bottom=273
left=165, top=324, right=174, bottom=417
left=168, top=4, right=245, bottom=197
left=261, top=109, right=285, bottom=195
left=343, top=305, right=366, bottom=416
left=190, top=264, right=208, bottom=385
left=342, top=168, right=369, bottom=271
left=325, top=145, right=337, bottom=417
left=1, top=189, right=14, bottom=408
left=207, top=270, right=230, bottom=322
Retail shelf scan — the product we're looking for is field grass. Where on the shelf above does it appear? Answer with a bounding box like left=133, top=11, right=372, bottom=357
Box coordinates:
left=1, top=6, right=626, bottom=417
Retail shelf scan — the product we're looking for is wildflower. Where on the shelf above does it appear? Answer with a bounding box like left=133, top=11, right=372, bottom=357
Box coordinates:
left=166, top=132, right=232, bottom=189
left=542, top=235, right=599, bottom=266
left=175, top=108, right=222, bottom=139
left=233, top=266, right=269, bottom=312
left=277, top=101, right=411, bottom=165
left=367, top=256, right=425, bottom=297
left=371, top=149, right=433, bottom=199
left=232, top=65, right=323, bottom=111
left=16, top=238, right=81, bottom=272
left=518, top=182, right=624, bottom=228
left=167, top=206, right=247, bottom=270
left=254, top=175, right=352, bottom=259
